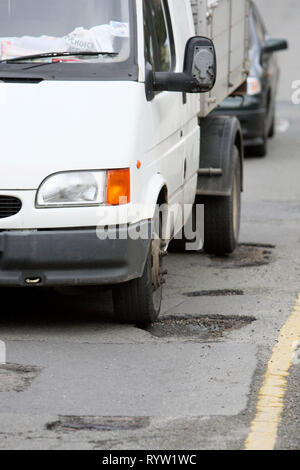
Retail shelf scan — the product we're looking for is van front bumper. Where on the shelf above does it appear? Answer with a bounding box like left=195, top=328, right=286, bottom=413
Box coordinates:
left=0, top=223, right=151, bottom=287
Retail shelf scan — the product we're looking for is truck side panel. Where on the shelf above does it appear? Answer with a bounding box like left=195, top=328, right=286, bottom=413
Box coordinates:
left=191, top=0, right=250, bottom=117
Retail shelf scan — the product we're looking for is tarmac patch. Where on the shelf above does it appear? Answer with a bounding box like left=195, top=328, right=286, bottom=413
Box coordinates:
left=0, top=364, right=41, bottom=392
left=209, top=243, right=274, bottom=268
left=46, top=416, right=150, bottom=432
left=183, top=289, right=244, bottom=297
left=146, top=315, right=255, bottom=339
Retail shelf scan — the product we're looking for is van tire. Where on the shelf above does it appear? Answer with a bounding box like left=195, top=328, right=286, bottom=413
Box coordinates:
left=203, top=146, right=241, bottom=255
left=112, top=243, right=163, bottom=326
left=112, top=208, right=165, bottom=326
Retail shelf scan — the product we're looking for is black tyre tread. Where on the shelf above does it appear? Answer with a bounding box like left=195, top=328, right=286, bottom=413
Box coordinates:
left=203, top=197, right=235, bottom=255
left=112, top=249, right=161, bottom=326
left=203, top=147, right=241, bottom=255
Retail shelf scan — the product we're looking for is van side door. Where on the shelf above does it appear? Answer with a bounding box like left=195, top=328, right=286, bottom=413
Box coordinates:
left=143, top=0, right=185, bottom=236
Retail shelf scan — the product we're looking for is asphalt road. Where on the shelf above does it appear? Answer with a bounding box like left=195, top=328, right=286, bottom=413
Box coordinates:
left=1, top=0, right=300, bottom=451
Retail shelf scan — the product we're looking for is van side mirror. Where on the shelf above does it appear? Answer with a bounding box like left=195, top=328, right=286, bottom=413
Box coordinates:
left=262, top=38, right=288, bottom=55
left=153, top=36, right=217, bottom=94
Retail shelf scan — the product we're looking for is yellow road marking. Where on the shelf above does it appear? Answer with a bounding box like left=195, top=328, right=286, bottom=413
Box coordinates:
left=245, top=293, right=300, bottom=450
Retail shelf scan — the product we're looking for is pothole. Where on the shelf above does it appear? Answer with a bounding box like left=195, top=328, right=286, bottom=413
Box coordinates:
left=46, top=416, right=150, bottom=432
left=0, top=364, right=41, bottom=392
left=183, top=289, right=244, bottom=297
left=209, top=243, right=274, bottom=268
left=146, top=315, right=255, bottom=339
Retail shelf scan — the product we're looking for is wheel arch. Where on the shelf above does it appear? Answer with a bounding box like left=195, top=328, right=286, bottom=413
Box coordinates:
left=197, top=114, right=244, bottom=198
left=142, top=173, right=168, bottom=220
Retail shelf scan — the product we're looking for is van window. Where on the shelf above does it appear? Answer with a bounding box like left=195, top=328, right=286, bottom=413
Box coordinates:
left=143, top=0, right=174, bottom=72
left=0, top=0, right=131, bottom=64
left=0, top=0, right=138, bottom=82
left=149, top=0, right=171, bottom=71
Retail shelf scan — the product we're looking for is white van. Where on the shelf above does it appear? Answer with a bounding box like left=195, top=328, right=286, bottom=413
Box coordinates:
left=0, top=0, right=248, bottom=325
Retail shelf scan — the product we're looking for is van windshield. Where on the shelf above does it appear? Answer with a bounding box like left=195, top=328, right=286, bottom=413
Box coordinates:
left=0, top=0, right=131, bottom=64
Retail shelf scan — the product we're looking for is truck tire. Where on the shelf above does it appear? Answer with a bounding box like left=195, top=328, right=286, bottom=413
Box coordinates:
left=203, top=146, right=241, bottom=255
left=112, top=210, right=165, bottom=326
left=168, top=203, right=197, bottom=253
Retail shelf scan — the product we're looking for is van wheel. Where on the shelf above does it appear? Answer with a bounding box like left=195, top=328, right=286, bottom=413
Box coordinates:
left=112, top=220, right=165, bottom=326
left=203, top=146, right=241, bottom=255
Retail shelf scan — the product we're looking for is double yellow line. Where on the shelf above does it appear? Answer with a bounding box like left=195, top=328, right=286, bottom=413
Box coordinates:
left=245, top=294, right=300, bottom=450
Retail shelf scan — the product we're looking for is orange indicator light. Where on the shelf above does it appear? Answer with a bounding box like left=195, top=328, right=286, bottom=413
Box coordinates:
left=106, top=169, right=130, bottom=206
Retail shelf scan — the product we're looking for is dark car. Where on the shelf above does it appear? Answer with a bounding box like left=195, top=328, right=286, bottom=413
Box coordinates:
left=216, top=1, right=288, bottom=157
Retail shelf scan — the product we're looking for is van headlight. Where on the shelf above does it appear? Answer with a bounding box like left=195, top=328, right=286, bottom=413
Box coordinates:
left=36, top=171, right=106, bottom=207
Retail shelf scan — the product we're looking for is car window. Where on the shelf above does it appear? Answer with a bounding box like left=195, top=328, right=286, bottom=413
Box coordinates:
left=143, top=0, right=174, bottom=72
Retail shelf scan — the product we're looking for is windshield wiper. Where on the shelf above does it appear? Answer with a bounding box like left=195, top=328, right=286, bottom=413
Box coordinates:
left=0, top=51, right=118, bottom=64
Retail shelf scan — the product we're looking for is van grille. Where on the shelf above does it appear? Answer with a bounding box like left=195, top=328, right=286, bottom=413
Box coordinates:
left=0, top=196, right=22, bottom=219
